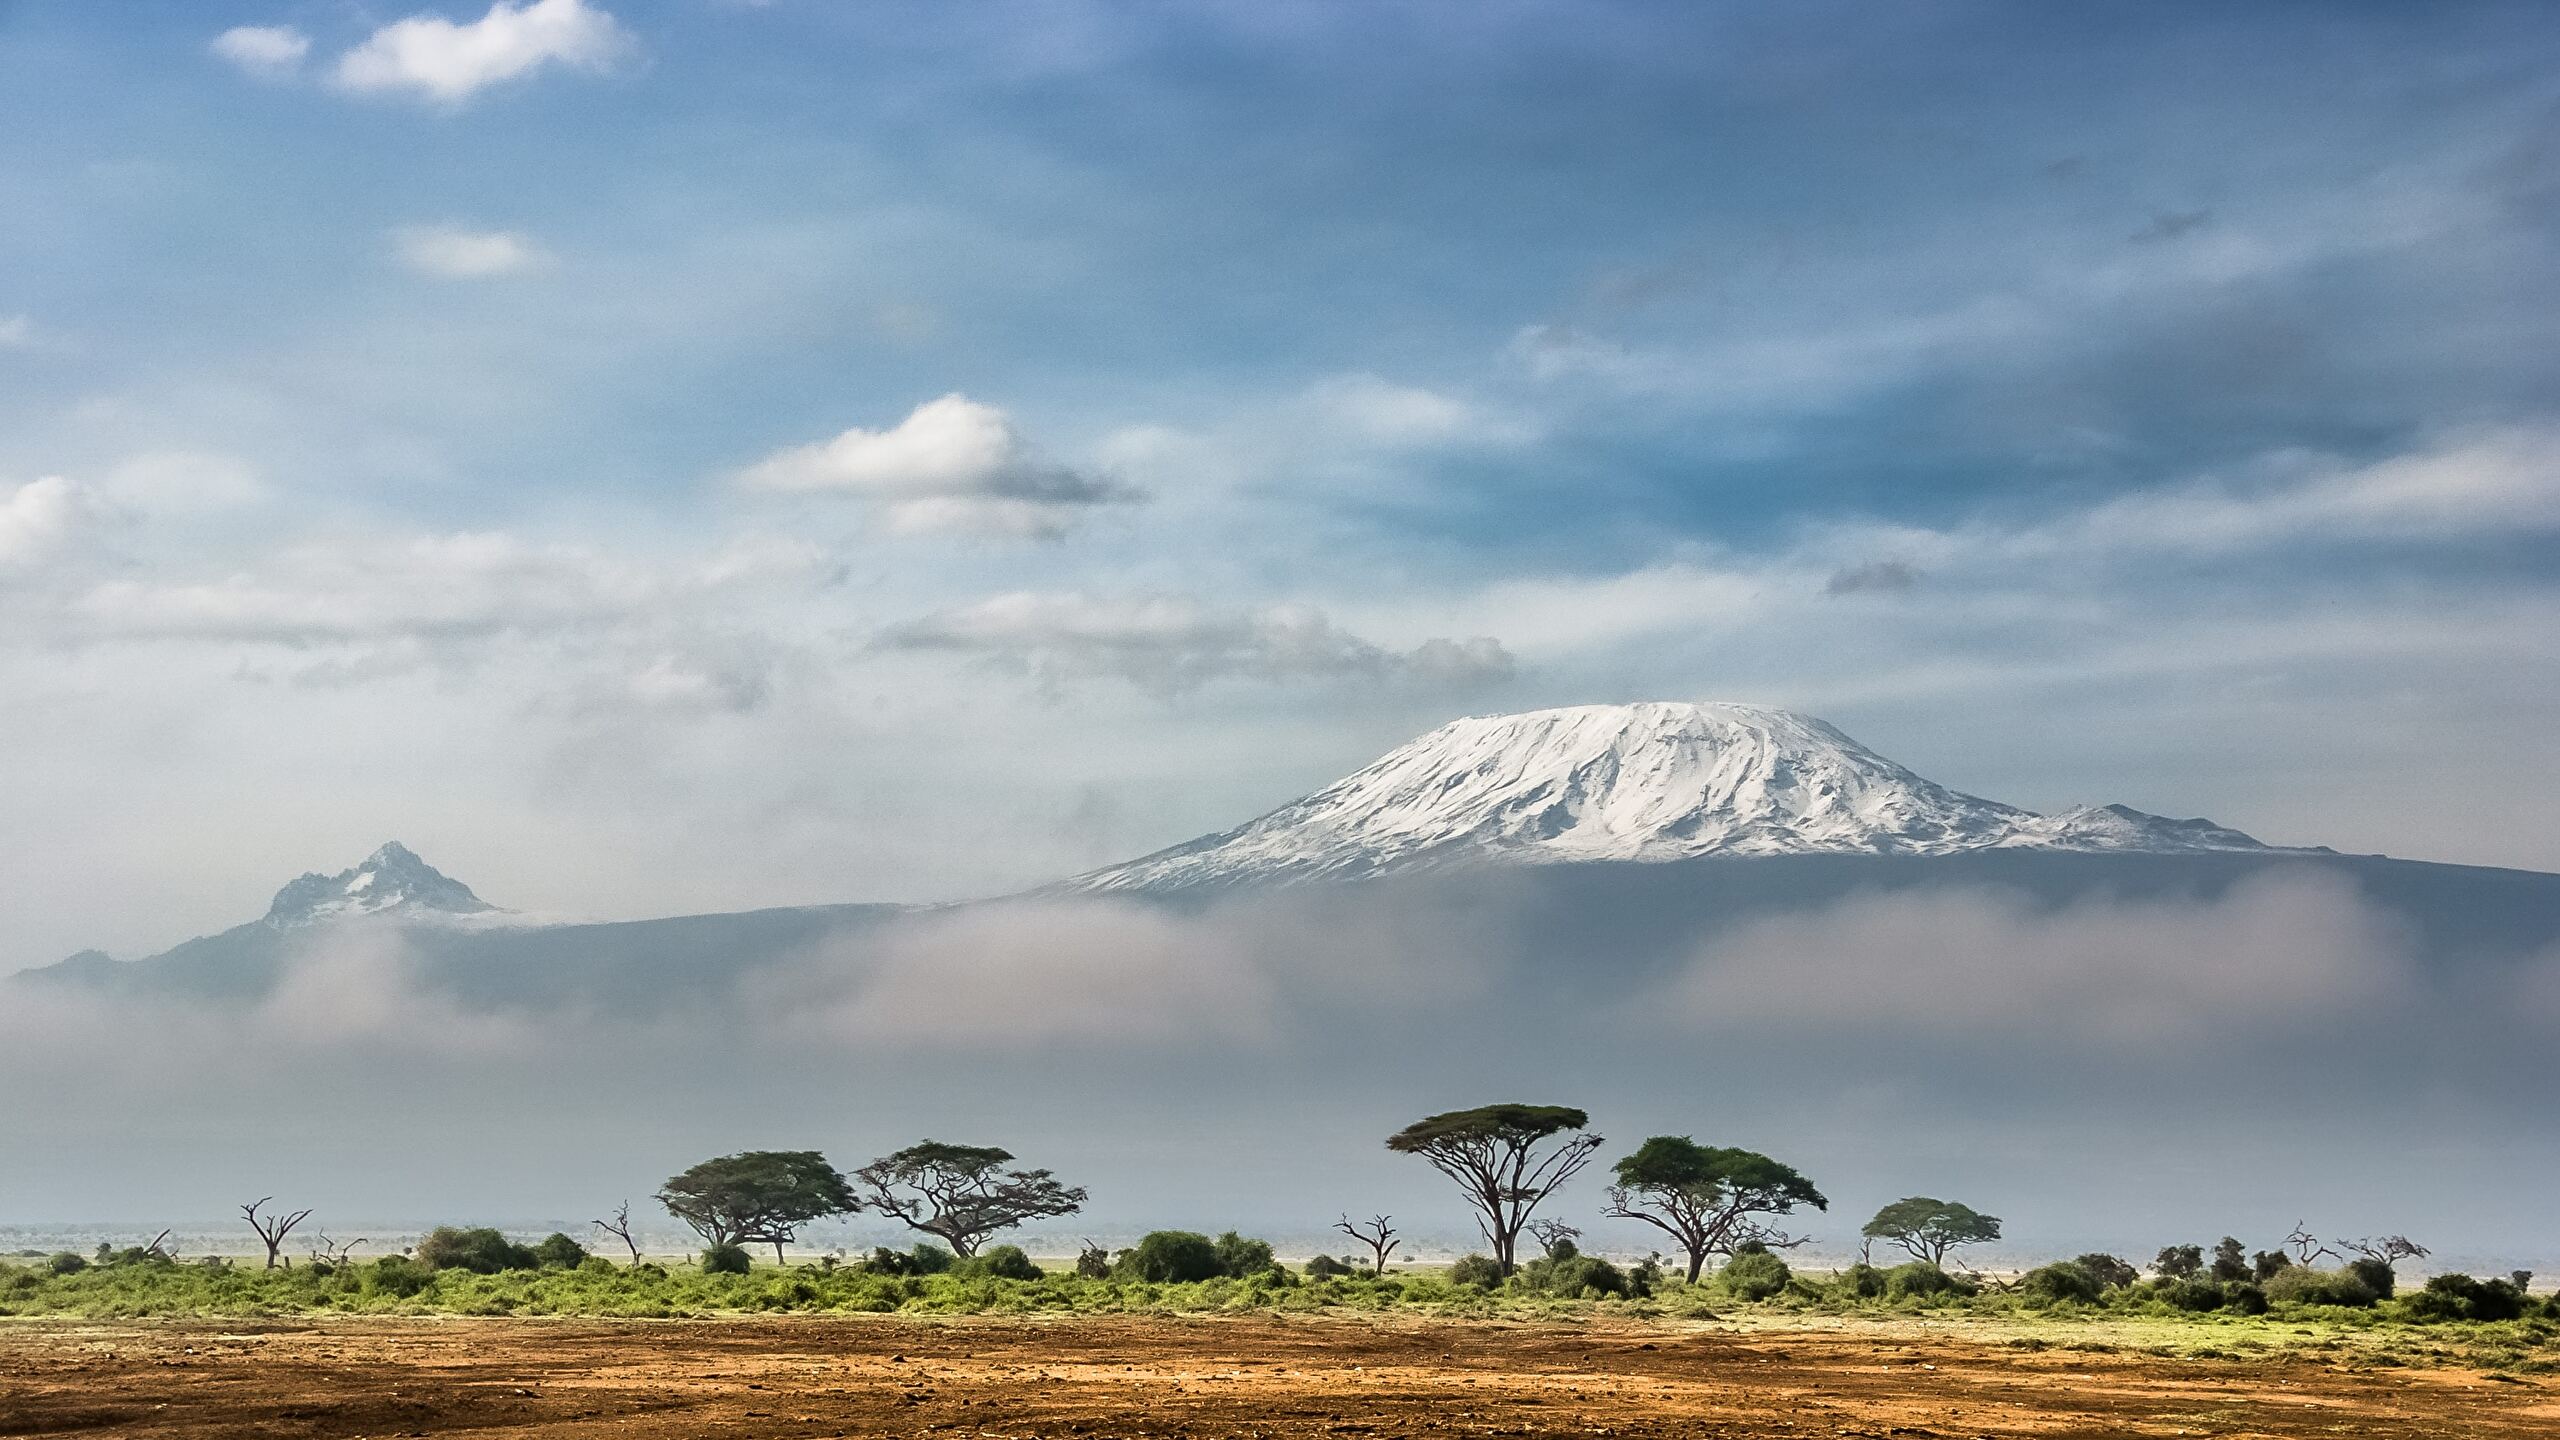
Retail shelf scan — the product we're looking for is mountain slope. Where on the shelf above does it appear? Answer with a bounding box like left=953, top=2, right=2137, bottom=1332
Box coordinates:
left=1069, top=701, right=2303, bottom=892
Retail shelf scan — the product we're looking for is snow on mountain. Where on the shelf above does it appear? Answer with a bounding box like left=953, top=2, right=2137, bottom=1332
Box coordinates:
left=1069, top=701, right=2303, bottom=892
left=261, top=842, right=503, bottom=927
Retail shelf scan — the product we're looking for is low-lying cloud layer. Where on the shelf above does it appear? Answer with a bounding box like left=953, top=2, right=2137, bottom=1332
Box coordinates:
left=8, top=863, right=2557, bottom=1252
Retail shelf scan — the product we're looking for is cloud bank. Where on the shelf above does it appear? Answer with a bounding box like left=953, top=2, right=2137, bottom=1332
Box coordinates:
left=879, top=592, right=1515, bottom=695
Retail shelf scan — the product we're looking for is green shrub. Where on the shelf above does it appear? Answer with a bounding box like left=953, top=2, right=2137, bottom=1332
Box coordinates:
left=1445, top=1254, right=1506, bottom=1289
left=701, top=1243, right=752, bottom=1275
left=2221, top=1281, right=2269, bottom=1315
left=1714, top=1250, right=1791, bottom=1301
left=1626, top=1255, right=1661, bottom=1299
left=1075, top=1242, right=1110, bottom=1280
left=414, top=1227, right=539, bottom=1273
left=2404, top=1273, right=2528, bottom=1323
left=1116, top=1231, right=1223, bottom=1284
left=2265, top=1266, right=2380, bottom=1308
left=1522, top=1251, right=1629, bottom=1299
left=1837, top=1262, right=1886, bottom=1298
left=2020, top=1262, right=2102, bottom=1306
left=362, top=1256, right=434, bottom=1297
left=43, top=1252, right=87, bottom=1276
left=2149, top=1277, right=2226, bottom=1311
left=1212, top=1232, right=1279, bottom=1278
left=957, top=1244, right=1042, bottom=1281
left=2072, top=1253, right=2140, bottom=1290
left=1303, top=1254, right=1356, bottom=1280
left=532, top=1233, right=589, bottom=1269
left=1884, top=1262, right=1969, bottom=1300
left=2344, top=1257, right=2397, bottom=1299
left=907, top=1243, right=956, bottom=1275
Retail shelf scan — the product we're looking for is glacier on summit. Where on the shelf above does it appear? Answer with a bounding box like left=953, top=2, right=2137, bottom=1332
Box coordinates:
left=1069, top=701, right=2308, bottom=892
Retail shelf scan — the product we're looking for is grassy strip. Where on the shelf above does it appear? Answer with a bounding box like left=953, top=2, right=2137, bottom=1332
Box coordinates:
left=4, top=1255, right=2558, bottom=1373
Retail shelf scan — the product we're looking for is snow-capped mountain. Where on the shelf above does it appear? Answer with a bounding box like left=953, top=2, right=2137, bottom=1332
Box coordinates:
left=261, top=842, right=501, bottom=927
left=1069, top=701, right=2307, bottom=892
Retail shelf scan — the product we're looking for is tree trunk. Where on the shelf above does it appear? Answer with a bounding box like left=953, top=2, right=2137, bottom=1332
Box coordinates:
left=1685, top=1247, right=1706, bottom=1285
left=772, top=1238, right=787, bottom=1266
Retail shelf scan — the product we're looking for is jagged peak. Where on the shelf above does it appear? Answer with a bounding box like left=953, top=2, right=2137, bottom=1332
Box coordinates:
left=263, top=841, right=499, bottom=927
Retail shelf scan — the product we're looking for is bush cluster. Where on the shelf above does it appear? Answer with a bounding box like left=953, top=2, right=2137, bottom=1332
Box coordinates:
left=1712, top=1249, right=1788, bottom=1302
left=1110, top=1231, right=1285, bottom=1284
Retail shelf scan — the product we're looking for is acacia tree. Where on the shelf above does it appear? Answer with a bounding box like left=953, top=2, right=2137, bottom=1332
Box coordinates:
left=657, top=1151, right=856, bottom=1264
left=1861, top=1196, right=2000, bottom=1270
left=1603, top=1137, right=1829, bottom=1283
left=853, top=1141, right=1086, bottom=1258
left=1386, top=1104, right=1601, bottom=1275
left=241, top=1197, right=312, bottom=1270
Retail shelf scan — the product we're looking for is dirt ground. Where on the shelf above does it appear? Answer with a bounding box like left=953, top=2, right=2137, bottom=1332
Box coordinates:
left=3, top=1314, right=2553, bottom=1439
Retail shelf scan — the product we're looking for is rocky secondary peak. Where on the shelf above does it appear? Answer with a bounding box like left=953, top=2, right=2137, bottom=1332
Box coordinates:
left=262, top=841, right=499, bottom=927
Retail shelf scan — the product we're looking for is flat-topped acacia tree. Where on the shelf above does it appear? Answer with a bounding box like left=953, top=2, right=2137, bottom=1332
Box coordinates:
left=1386, top=1104, right=1601, bottom=1276
left=1862, top=1196, right=2001, bottom=1270
left=1603, top=1137, right=1828, bottom=1283
left=854, top=1141, right=1087, bottom=1258
left=657, top=1151, right=856, bottom=1265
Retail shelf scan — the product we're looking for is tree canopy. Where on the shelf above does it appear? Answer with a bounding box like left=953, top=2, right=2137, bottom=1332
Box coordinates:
left=1603, top=1136, right=1828, bottom=1283
left=1861, top=1196, right=2001, bottom=1269
left=853, top=1141, right=1086, bottom=1258
left=1386, top=1103, right=1600, bottom=1275
left=657, top=1151, right=856, bottom=1262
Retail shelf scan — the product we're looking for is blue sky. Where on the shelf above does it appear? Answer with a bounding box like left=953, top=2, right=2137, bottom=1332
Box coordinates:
left=3, top=0, right=2558, bottom=968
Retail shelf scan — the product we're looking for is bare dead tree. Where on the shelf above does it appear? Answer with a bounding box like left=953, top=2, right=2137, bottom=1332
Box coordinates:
left=2339, top=1235, right=2429, bottom=1266
left=142, top=1229, right=175, bottom=1261
left=242, top=1198, right=312, bottom=1270
left=2284, top=1222, right=2336, bottom=1267
left=1527, top=1217, right=1583, bottom=1260
left=1334, top=1214, right=1399, bottom=1276
left=593, top=1201, right=643, bottom=1264
left=309, top=1234, right=365, bottom=1266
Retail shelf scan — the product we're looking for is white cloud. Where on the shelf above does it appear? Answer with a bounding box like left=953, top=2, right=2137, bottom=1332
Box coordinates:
left=1304, top=373, right=1505, bottom=445
left=211, top=25, right=311, bottom=78
left=736, top=393, right=1139, bottom=537
left=68, top=530, right=654, bottom=644
left=394, top=225, right=550, bottom=278
left=334, top=0, right=632, bottom=105
left=99, top=452, right=270, bottom=515
left=0, top=476, right=104, bottom=575
left=880, top=591, right=1515, bottom=694
left=0, top=315, right=33, bottom=349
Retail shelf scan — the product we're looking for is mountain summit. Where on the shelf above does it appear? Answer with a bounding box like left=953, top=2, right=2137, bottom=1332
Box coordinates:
left=1069, top=701, right=2296, bottom=892
left=262, top=842, right=499, bottom=927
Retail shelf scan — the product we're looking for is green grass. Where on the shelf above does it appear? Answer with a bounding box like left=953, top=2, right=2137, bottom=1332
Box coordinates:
left=4, top=1251, right=2556, bottom=1377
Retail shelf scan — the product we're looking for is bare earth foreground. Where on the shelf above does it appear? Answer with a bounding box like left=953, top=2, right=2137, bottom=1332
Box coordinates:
left=4, top=1314, right=2553, bottom=1439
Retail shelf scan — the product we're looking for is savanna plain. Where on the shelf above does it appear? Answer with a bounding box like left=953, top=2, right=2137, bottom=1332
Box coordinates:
left=8, top=1256, right=2559, bottom=1439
